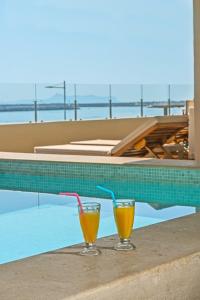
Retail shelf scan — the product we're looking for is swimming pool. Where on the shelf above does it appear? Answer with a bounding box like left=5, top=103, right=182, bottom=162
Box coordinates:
left=0, top=189, right=198, bottom=264
left=0, top=159, right=199, bottom=264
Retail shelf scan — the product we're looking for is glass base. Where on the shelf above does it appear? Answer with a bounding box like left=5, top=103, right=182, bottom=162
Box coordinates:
left=114, top=239, right=136, bottom=251
left=80, top=243, right=101, bottom=256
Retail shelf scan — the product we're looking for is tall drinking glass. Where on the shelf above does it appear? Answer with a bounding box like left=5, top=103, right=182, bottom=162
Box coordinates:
left=113, top=199, right=135, bottom=251
left=79, top=202, right=101, bottom=256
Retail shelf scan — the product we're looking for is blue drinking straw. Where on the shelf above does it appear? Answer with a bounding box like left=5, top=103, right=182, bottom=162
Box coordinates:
left=96, top=185, right=117, bottom=207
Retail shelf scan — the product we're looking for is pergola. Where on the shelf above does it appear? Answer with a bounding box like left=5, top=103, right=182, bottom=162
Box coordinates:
left=193, top=0, right=200, bottom=161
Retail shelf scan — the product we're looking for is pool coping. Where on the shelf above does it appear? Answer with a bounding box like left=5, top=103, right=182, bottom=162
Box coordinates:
left=0, top=213, right=199, bottom=300
left=0, top=151, right=199, bottom=169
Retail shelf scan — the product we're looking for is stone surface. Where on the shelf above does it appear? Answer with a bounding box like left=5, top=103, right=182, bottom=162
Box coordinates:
left=0, top=151, right=199, bottom=168
left=0, top=213, right=199, bottom=300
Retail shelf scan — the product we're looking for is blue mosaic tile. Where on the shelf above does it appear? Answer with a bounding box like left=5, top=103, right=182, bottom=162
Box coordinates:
left=0, top=160, right=200, bottom=206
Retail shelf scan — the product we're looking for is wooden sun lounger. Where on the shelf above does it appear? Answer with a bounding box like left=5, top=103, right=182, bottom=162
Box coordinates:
left=162, top=143, right=188, bottom=160
left=34, top=116, right=188, bottom=158
left=34, top=118, right=158, bottom=156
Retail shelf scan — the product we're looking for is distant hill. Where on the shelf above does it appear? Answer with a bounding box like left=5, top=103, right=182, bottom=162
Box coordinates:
left=0, top=92, right=186, bottom=105
left=0, top=93, right=117, bottom=104
left=41, top=93, right=117, bottom=104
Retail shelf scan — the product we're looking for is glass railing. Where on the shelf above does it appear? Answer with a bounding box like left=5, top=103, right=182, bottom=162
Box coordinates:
left=76, top=84, right=110, bottom=120
left=111, top=84, right=141, bottom=118
left=0, top=83, right=194, bottom=123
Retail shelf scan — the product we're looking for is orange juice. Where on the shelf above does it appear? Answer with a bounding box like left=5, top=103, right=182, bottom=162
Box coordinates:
left=79, top=211, right=100, bottom=243
left=114, top=206, right=135, bottom=239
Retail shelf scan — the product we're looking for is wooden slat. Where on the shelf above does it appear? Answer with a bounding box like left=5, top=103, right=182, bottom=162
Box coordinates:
left=112, top=125, right=158, bottom=156
left=121, top=122, right=188, bottom=159
left=111, top=119, right=158, bottom=156
left=157, top=122, right=188, bottom=129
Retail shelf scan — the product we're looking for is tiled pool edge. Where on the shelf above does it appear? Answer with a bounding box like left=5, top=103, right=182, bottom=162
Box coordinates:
left=0, top=153, right=200, bottom=206
left=0, top=213, right=199, bottom=300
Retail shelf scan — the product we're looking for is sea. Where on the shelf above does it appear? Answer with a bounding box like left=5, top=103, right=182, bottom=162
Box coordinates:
left=0, top=106, right=183, bottom=123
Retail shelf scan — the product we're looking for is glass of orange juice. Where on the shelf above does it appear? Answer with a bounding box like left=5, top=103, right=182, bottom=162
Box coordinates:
left=79, top=202, right=101, bottom=256
left=113, top=199, right=135, bottom=251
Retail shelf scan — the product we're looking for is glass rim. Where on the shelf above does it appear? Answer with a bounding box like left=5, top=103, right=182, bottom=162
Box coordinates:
left=79, top=202, right=101, bottom=208
left=114, top=199, right=135, bottom=206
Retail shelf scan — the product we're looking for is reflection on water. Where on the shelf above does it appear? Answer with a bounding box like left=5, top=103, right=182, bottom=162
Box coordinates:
left=0, top=189, right=198, bottom=218
left=0, top=189, right=198, bottom=264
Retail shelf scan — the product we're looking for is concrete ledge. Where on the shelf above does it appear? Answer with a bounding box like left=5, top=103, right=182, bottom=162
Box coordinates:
left=69, top=253, right=200, bottom=300
left=0, top=213, right=199, bottom=300
left=0, top=151, right=198, bottom=168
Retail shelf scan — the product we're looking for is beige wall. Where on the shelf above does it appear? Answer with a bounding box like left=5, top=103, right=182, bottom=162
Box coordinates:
left=0, top=118, right=148, bottom=153
left=189, top=107, right=195, bottom=159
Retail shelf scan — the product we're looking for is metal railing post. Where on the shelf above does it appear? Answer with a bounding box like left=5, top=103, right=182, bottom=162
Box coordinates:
left=34, top=83, right=38, bottom=123
left=109, top=84, right=112, bottom=119
left=140, top=84, right=144, bottom=117
left=63, top=80, right=67, bottom=120
left=168, top=84, right=171, bottom=115
left=74, top=84, right=77, bottom=121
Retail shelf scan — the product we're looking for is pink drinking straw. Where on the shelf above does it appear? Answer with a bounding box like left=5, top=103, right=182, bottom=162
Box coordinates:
left=60, top=192, right=84, bottom=214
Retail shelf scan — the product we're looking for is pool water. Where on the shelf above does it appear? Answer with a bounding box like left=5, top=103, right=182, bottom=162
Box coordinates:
left=0, top=190, right=197, bottom=264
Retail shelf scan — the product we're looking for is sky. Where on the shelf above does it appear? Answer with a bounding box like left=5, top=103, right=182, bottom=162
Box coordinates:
left=0, top=0, right=194, bottom=84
